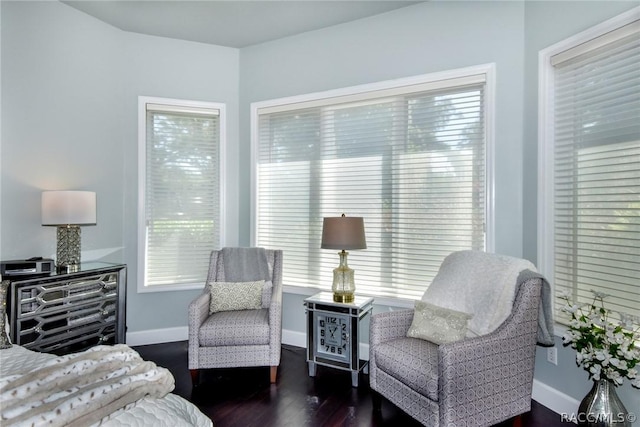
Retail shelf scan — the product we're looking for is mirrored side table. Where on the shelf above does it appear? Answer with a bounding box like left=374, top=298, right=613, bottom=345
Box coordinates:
left=304, top=291, right=373, bottom=387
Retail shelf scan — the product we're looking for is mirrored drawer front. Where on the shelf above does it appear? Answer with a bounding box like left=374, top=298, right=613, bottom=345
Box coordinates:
left=10, top=267, right=125, bottom=355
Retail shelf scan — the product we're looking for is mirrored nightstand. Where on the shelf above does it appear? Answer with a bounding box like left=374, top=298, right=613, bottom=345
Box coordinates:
left=304, top=291, right=373, bottom=387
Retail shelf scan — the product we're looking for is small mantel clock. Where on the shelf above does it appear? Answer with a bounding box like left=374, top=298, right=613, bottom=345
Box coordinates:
left=304, top=292, right=373, bottom=387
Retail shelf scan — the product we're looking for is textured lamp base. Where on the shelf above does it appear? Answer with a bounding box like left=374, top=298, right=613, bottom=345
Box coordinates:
left=332, top=250, right=356, bottom=303
left=56, top=225, right=81, bottom=271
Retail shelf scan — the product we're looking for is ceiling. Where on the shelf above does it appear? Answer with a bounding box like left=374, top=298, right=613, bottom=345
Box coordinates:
left=62, top=1, right=423, bottom=48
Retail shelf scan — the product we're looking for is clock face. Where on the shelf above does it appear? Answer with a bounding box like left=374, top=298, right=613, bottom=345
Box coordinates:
left=317, top=314, right=350, bottom=361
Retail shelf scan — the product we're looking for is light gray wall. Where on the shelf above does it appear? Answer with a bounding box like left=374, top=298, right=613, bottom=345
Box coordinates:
left=522, top=0, right=640, bottom=414
left=0, top=1, right=240, bottom=333
left=2, top=1, right=124, bottom=263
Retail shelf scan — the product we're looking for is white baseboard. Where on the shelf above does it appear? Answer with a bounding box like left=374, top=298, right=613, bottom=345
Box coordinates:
left=126, top=326, right=188, bottom=346
left=282, top=329, right=306, bottom=348
left=532, top=379, right=579, bottom=422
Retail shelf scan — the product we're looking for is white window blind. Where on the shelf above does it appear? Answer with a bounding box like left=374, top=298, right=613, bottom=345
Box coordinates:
left=253, top=70, right=490, bottom=300
left=546, top=16, right=640, bottom=322
left=139, top=98, right=223, bottom=289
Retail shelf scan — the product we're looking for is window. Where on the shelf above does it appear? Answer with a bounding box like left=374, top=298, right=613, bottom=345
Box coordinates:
left=539, top=10, right=640, bottom=324
left=138, top=97, right=225, bottom=292
left=252, top=65, right=494, bottom=301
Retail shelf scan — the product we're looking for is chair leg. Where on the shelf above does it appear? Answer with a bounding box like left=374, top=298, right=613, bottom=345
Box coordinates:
left=512, top=414, right=523, bottom=427
left=190, top=369, right=199, bottom=387
left=270, top=366, right=278, bottom=383
left=371, top=390, right=382, bottom=412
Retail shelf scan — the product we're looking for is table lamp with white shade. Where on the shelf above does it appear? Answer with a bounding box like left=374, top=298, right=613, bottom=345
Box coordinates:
left=42, top=191, right=96, bottom=272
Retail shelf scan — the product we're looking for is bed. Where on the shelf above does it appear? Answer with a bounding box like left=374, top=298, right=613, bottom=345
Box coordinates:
left=0, top=343, right=213, bottom=427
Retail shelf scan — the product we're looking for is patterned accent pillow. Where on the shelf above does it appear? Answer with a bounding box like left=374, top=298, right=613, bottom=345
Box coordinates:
left=407, top=301, right=472, bottom=345
left=0, top=280, right=12, bottom=349
left=209, top=280, right=265, bottom=314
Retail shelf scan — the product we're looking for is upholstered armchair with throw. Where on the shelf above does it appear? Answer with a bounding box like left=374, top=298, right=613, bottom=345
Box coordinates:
left=188, top=247, right=283, bottom=385
left=369, top=250, right=553, bottom=427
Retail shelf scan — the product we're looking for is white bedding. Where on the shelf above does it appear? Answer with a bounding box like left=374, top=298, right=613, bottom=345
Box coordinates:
left=0, top=345, right=212, bottom=427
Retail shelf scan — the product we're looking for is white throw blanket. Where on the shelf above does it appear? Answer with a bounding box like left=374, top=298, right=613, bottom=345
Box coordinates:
left=422, top=250, right=536, bottom=338
left=222, top=247, right=271, bottom=282
left=0, top=344, right=175, bottom=427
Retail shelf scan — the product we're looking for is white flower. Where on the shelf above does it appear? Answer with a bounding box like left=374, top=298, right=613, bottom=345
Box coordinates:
left=619, top=313, right=635, bottom=329
left=609, top=357, right=624, bottom=369
left=594, top=350, right=611, bottom=366
left=591, top=316, right=605, bottom=328
left=611, top=332, right=626, bottom=345
left=563, top=304, right=581, bottom=314
left=562, top=333, right=574, bottom=345
left=608, top=370, right=624, bottom=386
left=562, top=294, right=640, bottom=389
left=590, top=364, right=602, bottom=380
left=591, top=290, right=610, bottom=299
left=570, top=318, right=589, bottom=330
left=558, top=289, right=572, bottom=299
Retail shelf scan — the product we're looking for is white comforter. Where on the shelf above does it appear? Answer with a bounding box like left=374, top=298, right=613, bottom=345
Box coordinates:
left=0, top=345, right=212, bottom=427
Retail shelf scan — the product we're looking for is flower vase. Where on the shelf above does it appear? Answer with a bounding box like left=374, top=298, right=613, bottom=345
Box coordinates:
left=578, top=379, right=630, bottom=427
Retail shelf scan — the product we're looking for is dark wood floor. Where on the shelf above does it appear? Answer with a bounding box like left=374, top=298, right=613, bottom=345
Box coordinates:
left=133, top=341, right=565, bottom=427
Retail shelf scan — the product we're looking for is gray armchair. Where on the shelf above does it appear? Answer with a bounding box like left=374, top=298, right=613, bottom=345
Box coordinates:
left=369, top=250, right=551, bottom=426
left=188, top=248, right=283, bottom=385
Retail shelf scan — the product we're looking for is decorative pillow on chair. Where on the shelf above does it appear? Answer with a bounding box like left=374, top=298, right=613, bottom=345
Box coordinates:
left=407, top=301, right=472, bottom=345
left=209, top=280, right=265, bottom=314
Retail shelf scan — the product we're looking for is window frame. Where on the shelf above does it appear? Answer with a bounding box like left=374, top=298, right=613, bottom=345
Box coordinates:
left=537, top=7, right=640, bottom=324
left=137, top=96, right=226, bottom=293
left=250, top=64, right=496, bottom=304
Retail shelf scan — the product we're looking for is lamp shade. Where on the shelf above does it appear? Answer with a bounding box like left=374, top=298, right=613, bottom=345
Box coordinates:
left=42, top=191, right=97, bottom=226
left=321, top=215, right=366, bottom=250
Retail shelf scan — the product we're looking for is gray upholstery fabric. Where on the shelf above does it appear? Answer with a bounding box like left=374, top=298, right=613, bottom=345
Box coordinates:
left=369, top=251, right=544, bottom=427
left=374, top=336, right=439, bottom=400
left=188, top=249, right=283, bottom=373
left=199, top=309, right=270, bottom=346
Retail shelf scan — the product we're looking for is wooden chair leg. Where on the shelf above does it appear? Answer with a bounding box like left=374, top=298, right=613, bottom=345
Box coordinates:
left=270, top=366, right=278, bottom=383
left=190, top=369, right=199, bottom=387
left=371, top=390, right=382, bottom=412
left=512, top=414, right=523, bottom=427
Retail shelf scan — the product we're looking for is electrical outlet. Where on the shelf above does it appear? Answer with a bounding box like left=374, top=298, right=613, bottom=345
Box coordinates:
left=547, top=347, right=558, bottom=365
